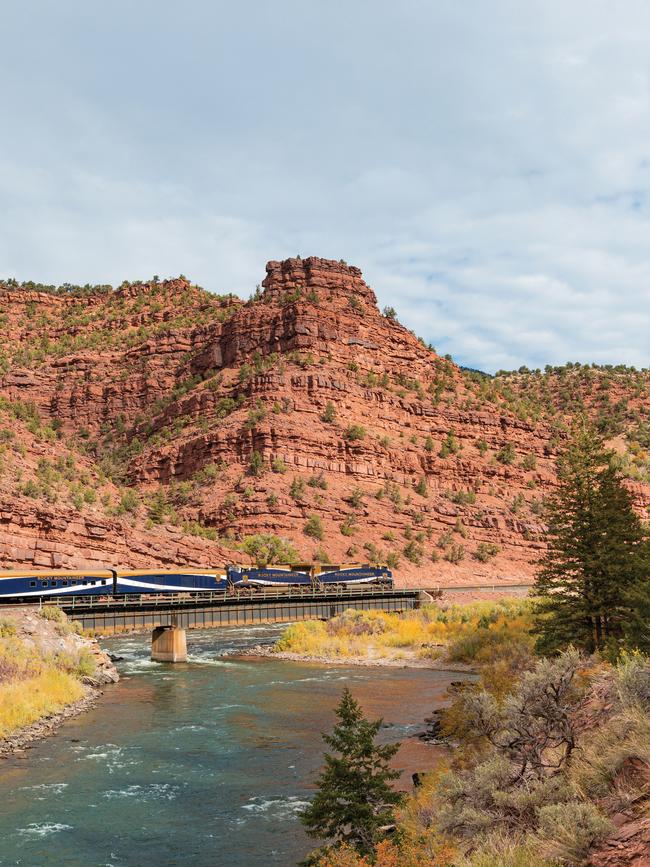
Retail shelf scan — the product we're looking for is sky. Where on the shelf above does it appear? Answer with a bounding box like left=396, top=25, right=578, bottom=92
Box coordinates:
left=1, top=1, right=649, bottom=373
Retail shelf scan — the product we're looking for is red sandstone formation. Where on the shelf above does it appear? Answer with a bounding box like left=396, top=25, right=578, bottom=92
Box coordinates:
left=0, top=257, right=648, bottom=586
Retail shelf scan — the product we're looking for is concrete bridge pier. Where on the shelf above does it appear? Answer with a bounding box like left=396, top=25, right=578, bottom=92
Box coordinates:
left=151, top=623, right=188, bottom=663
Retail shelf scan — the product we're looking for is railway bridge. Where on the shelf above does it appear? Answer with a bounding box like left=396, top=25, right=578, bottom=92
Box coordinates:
left=44, top=585, right=426, bottom=661
left=31, top=583, right=530, bottom=661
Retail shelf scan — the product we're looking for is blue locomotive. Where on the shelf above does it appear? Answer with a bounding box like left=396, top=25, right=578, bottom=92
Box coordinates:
left=0, top=563, right=392, bottom=602
left=227, top=563, right=392, bottom=589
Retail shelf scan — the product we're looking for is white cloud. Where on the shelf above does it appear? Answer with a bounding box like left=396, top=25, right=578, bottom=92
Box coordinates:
left=1, top=0, right=649, bottom=372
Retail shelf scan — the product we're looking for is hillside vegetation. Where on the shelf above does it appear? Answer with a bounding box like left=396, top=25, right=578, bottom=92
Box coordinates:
left=299, top=424, right=649, bottom=865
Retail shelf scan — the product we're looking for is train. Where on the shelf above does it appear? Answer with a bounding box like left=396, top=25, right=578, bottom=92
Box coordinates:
left=0, top=563, right=393, bottom=602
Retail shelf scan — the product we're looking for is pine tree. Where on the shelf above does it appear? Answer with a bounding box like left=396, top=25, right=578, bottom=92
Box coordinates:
left=623, top=577, right=650, bottom=653
left=301, top=688, right=403, bottom=857
left=533, top=421, right=648, bottom=654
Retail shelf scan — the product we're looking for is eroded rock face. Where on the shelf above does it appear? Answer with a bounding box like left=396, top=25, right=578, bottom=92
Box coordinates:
left=0, top=259, right=647, bottom=586
left=0, top=606, right=118, bottom=685
left=0, top=494, right=233, bottom=572
left=589, top=816, right=650, bottom=866
left=262, top=256, right=376, bottom=304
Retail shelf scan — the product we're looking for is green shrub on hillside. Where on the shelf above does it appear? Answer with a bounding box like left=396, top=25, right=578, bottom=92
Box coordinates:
left=414, top=477, right=428, bottom=497
left=240, top=533, right=299, bottom=567
left=249, top=450, right=264, bottom=476
left=444, top=543, right=465, bottom=564
left=439, top=432, right=461, bottom=458
left=304, top=514, right=324, bottom=540
left=403, top=541, right=423, bottom=564
left=521, top=453, right=537, bottom=470
left=290, top=476, right=306, bottom=502
left=496, top=442, right=516, bottom=465
left=343, top=425, right=366, bottom=442
left=474, top=542, right=500, bottom=562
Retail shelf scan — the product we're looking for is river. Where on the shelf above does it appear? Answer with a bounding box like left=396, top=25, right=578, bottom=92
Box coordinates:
left=0, top=625, right=465, bottom=866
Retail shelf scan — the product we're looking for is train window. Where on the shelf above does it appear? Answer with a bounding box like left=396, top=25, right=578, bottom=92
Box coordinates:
left=82, top=580, right=88, bottom=585
left=61, top=580, right=68, bottom=587
left=101, top=579, right=106, bottom=585
left=41, top=581, right=48, bottom=587
left=50, top=580, right=57, bottom=587
left=30, top=581, right=36, bottom=587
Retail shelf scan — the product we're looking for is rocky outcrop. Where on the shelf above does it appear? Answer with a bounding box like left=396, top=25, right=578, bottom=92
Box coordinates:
left=589, top=816, right=650, bottom=866
left=0, top=606, right=118, bottom=685
left=0, top=493, right=233, bottom=571
left=0, top=606, right=119, bottom=756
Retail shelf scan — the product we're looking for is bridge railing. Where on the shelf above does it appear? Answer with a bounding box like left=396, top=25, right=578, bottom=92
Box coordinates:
left=31, top=584, right=529, bottom=613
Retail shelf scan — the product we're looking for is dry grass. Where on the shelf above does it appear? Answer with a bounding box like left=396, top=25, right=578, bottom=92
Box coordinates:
left=38, top=606, right=67, bottom=624
left=0, top=615, right=96, bottom=740
left=569, top=709, right=650, bottom=823
left=273, top=599, right=534, bottom=663
left=458, top=832, right=556, bottom=867
left=0, top=669, right=84, bottom=738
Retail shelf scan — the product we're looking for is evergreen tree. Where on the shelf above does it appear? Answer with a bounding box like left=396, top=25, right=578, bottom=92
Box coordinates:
left=533, top=421, right=648, bottom=654
left=301, top=688, right=403, bottom=857
left=623, top=577, right=650, bottom=653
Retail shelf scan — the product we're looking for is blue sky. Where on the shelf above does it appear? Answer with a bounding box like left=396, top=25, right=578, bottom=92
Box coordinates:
left=1, top=0, right=649, bottom=372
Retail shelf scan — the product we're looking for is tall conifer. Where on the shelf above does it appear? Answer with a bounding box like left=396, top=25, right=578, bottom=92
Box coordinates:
left=301, top=687, right=403, bottom=856
left=623, top=576, right=650, bottom=653
left=533, top=421, right=648, bottom=654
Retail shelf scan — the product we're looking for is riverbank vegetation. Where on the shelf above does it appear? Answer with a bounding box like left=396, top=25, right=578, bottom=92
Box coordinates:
left=274, top=598, right=533, bottom=666
left=0, top=609, right=96, bottom=740
left=301, top=421, right=650, bottom=865
left=309, top=652, right=649, bottom=867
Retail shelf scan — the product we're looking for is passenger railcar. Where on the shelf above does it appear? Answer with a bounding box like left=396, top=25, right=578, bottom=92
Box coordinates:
left=0, top=569, right=116, bottom=601
left=0, top=568, right=229, bottom=601
left=115, top=569, right=229, bottom=594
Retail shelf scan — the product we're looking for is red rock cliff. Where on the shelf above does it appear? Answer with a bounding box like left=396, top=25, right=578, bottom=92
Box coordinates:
left=0, top=259, right=647, bottom=586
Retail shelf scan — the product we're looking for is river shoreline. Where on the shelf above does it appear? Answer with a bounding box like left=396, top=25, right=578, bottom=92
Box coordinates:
left=238, top=643, right=474, bottom=673
left=0, top=621, right=468, bottom=762
left=0, top=681, right=117, bottom=758
left=0, top=606, right=119, bottom=759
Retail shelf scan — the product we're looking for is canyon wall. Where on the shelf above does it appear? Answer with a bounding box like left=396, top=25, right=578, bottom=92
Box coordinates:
left=0, top=257, right=647, bottom=586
